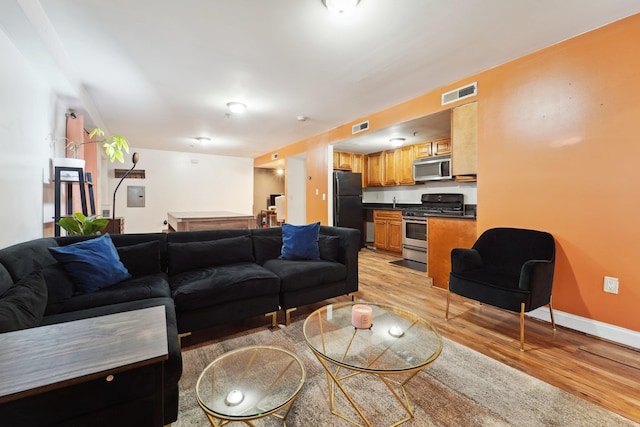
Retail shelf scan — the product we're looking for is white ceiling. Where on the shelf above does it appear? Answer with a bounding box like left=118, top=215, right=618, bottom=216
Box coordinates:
left=2, top=1, right=639, bottom=158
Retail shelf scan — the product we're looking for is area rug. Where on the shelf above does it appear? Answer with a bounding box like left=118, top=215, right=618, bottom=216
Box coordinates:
left=175, top=321, right=637, bottom=426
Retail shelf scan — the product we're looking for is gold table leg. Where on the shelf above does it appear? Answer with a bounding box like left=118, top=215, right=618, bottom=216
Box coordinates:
left=312, top=352, right=424, bottom=427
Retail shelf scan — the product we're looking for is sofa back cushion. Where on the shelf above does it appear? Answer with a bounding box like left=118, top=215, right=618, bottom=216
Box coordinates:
left=41, top=264, right=75, bottom=315
left=253, top=234, right=341, bottom=264
left=0, top=264, right=12, bottom=297
left=0, top=238, right=59, bottom=283
left=168, top=235, right=254, bottom=276
left=0, top=271, right=48, bottom=332
left=116, top=240, right=162, bottom=277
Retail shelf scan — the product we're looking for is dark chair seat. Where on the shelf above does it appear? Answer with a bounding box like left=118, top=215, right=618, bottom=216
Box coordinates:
left=446, top=227, right=556, bottom=351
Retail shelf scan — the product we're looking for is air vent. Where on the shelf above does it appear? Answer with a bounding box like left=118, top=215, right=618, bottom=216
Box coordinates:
left=352, top=120, right=369, bottom=134
left=441, top=82, right=477, bottom=105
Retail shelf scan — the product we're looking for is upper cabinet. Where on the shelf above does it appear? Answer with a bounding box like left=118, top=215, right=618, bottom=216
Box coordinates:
left=452, top=102, right=478, bottom=178
left=366, top=151, right=383, bottom=187
left=396, top=145, right=415, bottom=185
left=382, top=149, right=398, bottom=186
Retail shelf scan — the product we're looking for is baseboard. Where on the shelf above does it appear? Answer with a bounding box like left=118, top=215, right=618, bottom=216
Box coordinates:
left=527, top=307, right=640, bottom=350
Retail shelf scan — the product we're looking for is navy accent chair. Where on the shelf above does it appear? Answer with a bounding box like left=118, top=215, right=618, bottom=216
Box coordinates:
left=445, top=227, right=556, bottom=351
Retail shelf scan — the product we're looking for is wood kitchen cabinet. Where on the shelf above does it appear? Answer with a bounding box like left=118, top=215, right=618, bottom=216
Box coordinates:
left=427, top=217, right=477, bottom=289
left=367, top=151, right=383, bottom=186
left=432, top=137, right=452, bottom=156
left=396, top=145, right=415, bottom=185
left=333, top=151, right=353, bottom=170
left=452, top=102, right=477, bottom=177
left=382, top=150, right=398, bottom=186
left=414, top=141, right=432, bottom=159
left=373, top=210, right=402, bottom=253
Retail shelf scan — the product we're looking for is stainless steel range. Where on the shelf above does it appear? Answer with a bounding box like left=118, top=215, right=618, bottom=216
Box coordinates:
left=401, top=194, right=465, bottom=264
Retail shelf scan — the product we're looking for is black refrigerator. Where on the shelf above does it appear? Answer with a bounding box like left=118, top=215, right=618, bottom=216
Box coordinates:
left=333, top=171, right=363, bottom=247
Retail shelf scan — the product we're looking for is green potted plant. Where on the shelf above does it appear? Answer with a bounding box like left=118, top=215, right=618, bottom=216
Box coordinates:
left=66, top=127, right=130, bottom=163
left=57, top=212, right=110, bottom=236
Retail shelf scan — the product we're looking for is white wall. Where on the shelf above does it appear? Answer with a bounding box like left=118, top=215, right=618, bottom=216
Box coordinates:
left=286, top=155, right=306, bottom=225
left=106, top=148, right=254, bottom=233
left=0, top=28, right=67, bottom=248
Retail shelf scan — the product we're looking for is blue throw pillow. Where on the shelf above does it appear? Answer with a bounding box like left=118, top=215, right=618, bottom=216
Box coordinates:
left=279, top=222, right=320, bottom=260
left=48, top=234, right=131, bottom=294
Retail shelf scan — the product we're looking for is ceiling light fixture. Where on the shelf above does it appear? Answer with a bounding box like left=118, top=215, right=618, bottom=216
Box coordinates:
left=322, top=0, right=360, bottom=15
left=390, top=138, right=405, bottom=147
left=194, top=137, right=211, bottom=143
left=227, top=102, right=247, bottom=114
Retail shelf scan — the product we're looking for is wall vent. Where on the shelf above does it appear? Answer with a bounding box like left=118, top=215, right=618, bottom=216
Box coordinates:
left=441, top=82, right=477, bottom=105
left=352, top=120, right=369, bottom=134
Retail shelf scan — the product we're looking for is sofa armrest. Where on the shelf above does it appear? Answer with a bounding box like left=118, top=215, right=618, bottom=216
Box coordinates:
left=451, top=248, right=483, bottom=272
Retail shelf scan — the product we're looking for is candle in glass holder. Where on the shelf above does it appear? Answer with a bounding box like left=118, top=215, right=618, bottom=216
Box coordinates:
left=351, top=304, right=372, bottom=329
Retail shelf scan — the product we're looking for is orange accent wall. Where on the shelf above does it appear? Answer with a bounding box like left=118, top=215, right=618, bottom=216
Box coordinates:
left=257, top=14, right=640, bottom=332
left=474, top=14, right=640, bottom=331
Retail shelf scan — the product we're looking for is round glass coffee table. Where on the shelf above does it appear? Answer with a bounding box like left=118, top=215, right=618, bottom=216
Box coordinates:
left=303, top=302, right=443, bottom=426
left=196, top=345, right=305, bottom=426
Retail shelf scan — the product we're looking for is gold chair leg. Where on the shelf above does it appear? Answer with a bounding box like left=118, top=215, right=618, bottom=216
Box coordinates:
left=520, top=303, right=525, bottom=352
left=549, top=298, right=556, bottom=330
left=285, top=307, right=296, bottom=326
left=265, top=311, right=277, bottom=328
left=445, top=291, right=451, bottom=320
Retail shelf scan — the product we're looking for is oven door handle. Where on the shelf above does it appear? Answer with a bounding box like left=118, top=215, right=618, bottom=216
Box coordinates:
left=402, top=244, right=427, bottom=252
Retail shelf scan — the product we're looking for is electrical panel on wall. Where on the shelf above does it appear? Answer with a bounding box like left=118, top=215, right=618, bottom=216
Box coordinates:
left=127, top=186, right=145, bottom=207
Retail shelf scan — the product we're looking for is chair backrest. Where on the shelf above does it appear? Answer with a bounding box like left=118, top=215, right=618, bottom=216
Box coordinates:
left=473, top=227, right=555, bottom=276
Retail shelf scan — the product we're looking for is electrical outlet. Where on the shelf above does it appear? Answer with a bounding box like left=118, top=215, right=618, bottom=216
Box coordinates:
left=603, top=276, right=619, bottom=294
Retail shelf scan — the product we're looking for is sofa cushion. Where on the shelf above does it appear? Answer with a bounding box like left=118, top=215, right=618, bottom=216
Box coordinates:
left=0, top=271, right=48, bottom=332
left=254, top=235, right=340, bottom=264
left=170, top=263, right=280, bottom=311
left=48, top=234, right=131, bottom=294
left=253, top=236, right=283, bottom=264
left=263, top=259, right=347, bottom=292
left=318, top=236, right=341, bottom=263
left=0, top=263, right=12, bottom=297
left=117, top=240, right=162, bottom=277
left=280, top=222, right=320, bottom=261
left=0, top=238, right=59, bottom=283
left=168, top=235, right=254, bottom=275
left=55, top=273, right=171, bottom=314
left=41, top=264, right=75, bottom=315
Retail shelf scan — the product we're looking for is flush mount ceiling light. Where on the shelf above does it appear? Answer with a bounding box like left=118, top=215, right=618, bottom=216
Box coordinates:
left=322, top=0, right=360, bottom=15
left=226, top=102, right=247, bottom=114
left=194, top=137, right=211, bottom=144
left=390, top=138, right=406, bottom=147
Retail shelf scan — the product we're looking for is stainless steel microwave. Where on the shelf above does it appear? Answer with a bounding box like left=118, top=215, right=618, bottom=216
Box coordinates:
left=413, top=155, right=452, bottom=181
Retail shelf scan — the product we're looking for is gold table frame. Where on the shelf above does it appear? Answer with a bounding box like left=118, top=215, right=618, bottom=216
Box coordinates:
left=303, top=302, right=443, bottom=427
left=196, top=345, right=306, bottom=426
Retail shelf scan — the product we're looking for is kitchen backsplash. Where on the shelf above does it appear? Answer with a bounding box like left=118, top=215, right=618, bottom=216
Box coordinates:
left=362, top=181, right=477, bottom=204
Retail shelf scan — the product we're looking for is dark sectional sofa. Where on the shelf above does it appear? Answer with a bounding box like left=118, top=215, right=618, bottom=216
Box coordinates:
left=0, top=225, right=359, bottom=426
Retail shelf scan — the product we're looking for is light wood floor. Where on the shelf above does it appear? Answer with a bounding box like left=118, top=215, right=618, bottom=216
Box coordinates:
left=353, top=248, right=640, bottom=424
left=183, top=248, right=640, bottom=423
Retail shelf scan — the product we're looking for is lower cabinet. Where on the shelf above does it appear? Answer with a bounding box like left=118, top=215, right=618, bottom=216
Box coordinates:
left=427, top=217, right=477, bottom=289
left=373, top=210, right=402, bottom=253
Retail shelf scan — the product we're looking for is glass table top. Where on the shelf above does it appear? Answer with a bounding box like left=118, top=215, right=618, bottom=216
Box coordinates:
left=196, top=345, right=305, bottom=419
left=303, top=302, right=443, bottom=373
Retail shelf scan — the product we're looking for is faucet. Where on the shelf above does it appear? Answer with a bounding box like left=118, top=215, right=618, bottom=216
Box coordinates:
left=392, top=196, right=397, bottom=209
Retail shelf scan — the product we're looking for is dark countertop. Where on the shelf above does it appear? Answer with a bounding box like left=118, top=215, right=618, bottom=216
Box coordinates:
left=362, top=203, right=477, bottom=219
